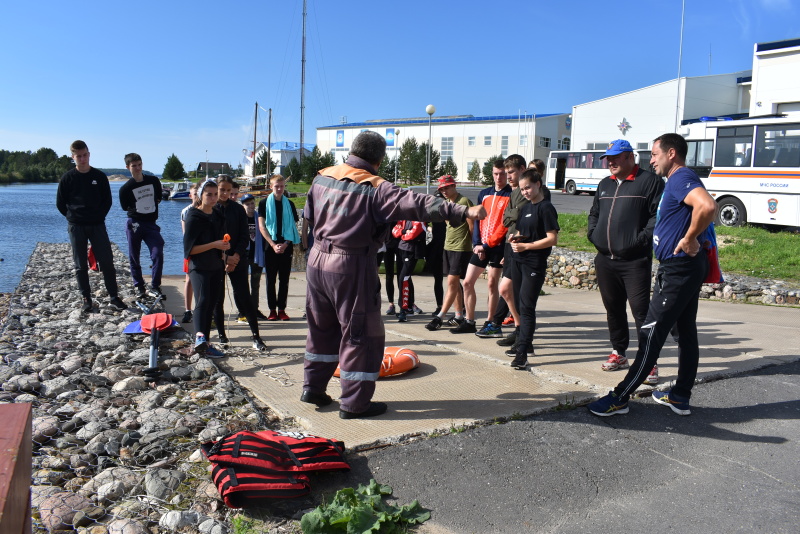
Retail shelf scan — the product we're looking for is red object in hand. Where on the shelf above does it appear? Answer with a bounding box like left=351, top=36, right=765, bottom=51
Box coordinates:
left=223, top=234, right=231, bottom=242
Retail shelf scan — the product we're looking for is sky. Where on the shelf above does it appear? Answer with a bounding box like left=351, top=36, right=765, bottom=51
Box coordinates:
left=1, top=0, right=798, bottom=172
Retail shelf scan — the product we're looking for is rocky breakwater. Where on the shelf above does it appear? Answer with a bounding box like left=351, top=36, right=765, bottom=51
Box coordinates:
left=545, top=247, right=800, bottom=306
left=0, top=244, right=293, bottom=533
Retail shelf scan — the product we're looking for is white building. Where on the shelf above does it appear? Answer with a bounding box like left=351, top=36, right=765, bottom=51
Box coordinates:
left=316, top=113, right=571, bottom=182
left=243, top=141, right=315, bottom=178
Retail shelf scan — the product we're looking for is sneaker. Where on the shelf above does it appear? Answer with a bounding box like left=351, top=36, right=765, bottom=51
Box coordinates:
left=510, top=356, right=528, bottom=370
left=601, top=352, right=629, bottom=371
left=300, top=390, right=333, bottom=407
left=194, top=334, right=208, bottom=355
left=252, top=336, right=267, bottom=352
left=277, top=310, right=290, bottom=321
left=502, top=316, right=515, bottom=326
left=644, top=365, right=659, bottom=385
left=397, top=310, right=408, bottom=322
left=652, top=389, right=691, bottom=415
left=256, top=310, right=269, bottom=320
left=496, top=330, right=518, bottom=347
left=476, top=322, right=503, bottom=338
left=446, top=316, right=465, bottom=327
left=237, top=316, right=248, bottom=324
left=81, top=298, right=93, bottom=313
left=339, top=401, right=388, bottom=419
left=108, top=297, right=128, bottom=311
left=450, top=321, right=476, bottom=334
left=412, top=305, right=424, bottom=315
left=425, top=316, right=443, bottom=331
left=147, top=285, right=165, bottom=300
left=218, top=334, right=229, bottom=345
left=181, top=310, right=193, bottom=323
left=505, top=345, right=534, bottom=356
left=266, top=310, right=278, bottom=321
left=431, top=307, right=441, bottom=317
left=386, top=303, right=396, bottom=316
left=588, top=391, right=629, bottom=417
left=135, top=285, right=147, bottom=299
left=205, top=345, right=225, bottom=359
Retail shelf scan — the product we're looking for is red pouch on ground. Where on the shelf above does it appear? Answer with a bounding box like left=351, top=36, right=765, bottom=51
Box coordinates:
left=201, top=430, right=349, bottom=474
left=211, top=464, right=311, bottom=507
left=88, top=246, right=99, bottom=271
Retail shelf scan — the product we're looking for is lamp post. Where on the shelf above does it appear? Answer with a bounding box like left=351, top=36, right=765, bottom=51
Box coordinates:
left=394, top=128, right=400, bottom=184
left=426, top=104, right=435, bottom=194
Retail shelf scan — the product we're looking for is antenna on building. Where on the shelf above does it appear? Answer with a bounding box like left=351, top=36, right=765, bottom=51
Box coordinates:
left=340, top=116, right=347, bottom=124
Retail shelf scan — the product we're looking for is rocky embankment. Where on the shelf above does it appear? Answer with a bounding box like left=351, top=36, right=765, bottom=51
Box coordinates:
left=0, top=244, right=301, bottom=533
left=545, top=247, right=800, bottom=306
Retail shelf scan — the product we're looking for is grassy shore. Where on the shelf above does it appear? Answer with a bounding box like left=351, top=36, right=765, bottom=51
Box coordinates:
left=557, top=213, right=800, bottom=284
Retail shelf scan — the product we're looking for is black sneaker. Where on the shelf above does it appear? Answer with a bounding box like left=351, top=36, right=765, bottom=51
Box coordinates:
left=252, top=335, right=267, bottom=352
left=446, top=315, right=465, bottom=327
left=339, top=401, right=388, bottom=419
left=108, top=297, right=128, bottom=311
left=256, top=310, right=269, bottom=320
left=450, top=321, right=477, bottom=334
left=181, top=310, right=193, bottom=323
left=431, top=307, right=441, bottom=317
left=300, top=390, right=333, bottom=407
left=397, top=310, right=408, bottom=322
left=218, top=334, right=229, bottom=345
left=147, top=285, right=165, bottom=300
left=505, top=345, right=534, bottom=356
left=496, top=329, right=518, bottom=346
left=135, top=285, right=147, bottom=298
left=425, top=316, right=443, bottom=331
left=510, top=356, right=528, bottom=370
left=81, top=298, right=93, bottom=313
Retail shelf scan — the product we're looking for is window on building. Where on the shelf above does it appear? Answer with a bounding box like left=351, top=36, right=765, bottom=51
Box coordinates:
left=539, top=136, right=551, bottom=148
left=754, top=123, right=800, bottom=167
left=636, top=142, right=649, bottom=150
left=520, top=135, right=528, bottom=146
left=441, top=137, right=454, bottom=163
left=557, top=137, right=571, bottom=150
left=484, top=136, right=492, bottom=146
left=468, top=136, right=476, bottom=147
left=501, top=136, right=509, bottom=157
left=715, top=126, right=753, bottom=167
left=467, top=161, right=474, bottom=172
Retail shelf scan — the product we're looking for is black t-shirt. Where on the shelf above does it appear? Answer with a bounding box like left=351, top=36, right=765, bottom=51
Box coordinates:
left=514, top=199, right=559, bottom=270
left=183, top=206, right=225, bottom=271
left=257, top=196, right=299, bottom=244
left=118, top=175, right=162, bottom=222
left=247, top=213, right=256, bottom=261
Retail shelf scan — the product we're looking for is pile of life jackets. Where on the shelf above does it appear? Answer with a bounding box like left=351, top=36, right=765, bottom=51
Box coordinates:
left=201, top=429, right=350, bottom=508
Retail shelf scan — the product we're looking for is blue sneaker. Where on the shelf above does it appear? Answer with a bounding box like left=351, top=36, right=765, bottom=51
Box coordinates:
left=475, top=321, right=503, bottom=338
left=194, top=335, right=208, bottom=355
left=205, top=344, right=225, bottom=359
left=652, top=390, right=691, bottom=415
left=588, top=391, right=629, bottom=416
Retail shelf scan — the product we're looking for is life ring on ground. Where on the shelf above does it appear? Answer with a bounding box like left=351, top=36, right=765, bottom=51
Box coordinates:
left=334, top=347, right=420, bottom=378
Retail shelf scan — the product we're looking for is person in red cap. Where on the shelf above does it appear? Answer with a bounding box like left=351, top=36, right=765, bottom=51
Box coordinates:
left=425, top=176, right=474, bottom=330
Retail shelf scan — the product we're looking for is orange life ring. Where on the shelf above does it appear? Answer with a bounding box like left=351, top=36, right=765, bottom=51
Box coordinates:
left=333, top=347, right=420, bottom=378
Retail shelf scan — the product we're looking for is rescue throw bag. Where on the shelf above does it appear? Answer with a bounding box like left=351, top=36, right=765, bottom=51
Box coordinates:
left=211, top=464, right=311, bottom=507
left=333, top=346, right=420, bottom=378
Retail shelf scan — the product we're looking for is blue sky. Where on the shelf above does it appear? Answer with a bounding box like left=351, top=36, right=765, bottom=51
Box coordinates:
left=1, top=0, right=798, bottom=172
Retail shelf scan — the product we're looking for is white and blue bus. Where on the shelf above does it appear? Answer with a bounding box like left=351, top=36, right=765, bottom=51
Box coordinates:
left=546, top=149, right=652, bottom=195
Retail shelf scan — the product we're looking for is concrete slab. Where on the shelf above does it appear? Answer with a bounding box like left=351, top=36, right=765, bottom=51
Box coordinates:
left=158, top=270, right=800, bottom=448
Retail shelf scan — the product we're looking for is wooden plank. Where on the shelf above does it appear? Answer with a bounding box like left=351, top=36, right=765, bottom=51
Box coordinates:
left=0, top=403, right=32, bottom=534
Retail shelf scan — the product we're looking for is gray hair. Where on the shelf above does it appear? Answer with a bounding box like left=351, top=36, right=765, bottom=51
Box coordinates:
left=350, top=131, right=386, bottom=166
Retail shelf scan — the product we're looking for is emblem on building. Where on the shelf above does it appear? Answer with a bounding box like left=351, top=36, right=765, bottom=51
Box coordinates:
left=768, top=198, right=778, bottom=214
left=617, top=118, right=631, bottom=135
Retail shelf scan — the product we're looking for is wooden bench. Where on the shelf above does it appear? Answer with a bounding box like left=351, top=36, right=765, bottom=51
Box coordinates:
left=0, top=403, right=32, bottom=534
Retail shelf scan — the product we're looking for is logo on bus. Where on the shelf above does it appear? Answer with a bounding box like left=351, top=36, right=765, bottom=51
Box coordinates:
left=768, top=198, right=778, bottom=214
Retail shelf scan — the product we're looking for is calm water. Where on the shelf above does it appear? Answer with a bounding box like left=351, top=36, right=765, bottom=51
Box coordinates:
left=0, top=182, right=190, bottom=293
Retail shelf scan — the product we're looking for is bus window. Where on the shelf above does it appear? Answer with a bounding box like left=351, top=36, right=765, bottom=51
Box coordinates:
left=754, top=123, right=800, bottom=167
left=715, top=126, right=753, bottom=167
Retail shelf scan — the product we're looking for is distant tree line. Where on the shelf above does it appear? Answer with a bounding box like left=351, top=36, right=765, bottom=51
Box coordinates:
left=0, top=147, right=73, bottom=183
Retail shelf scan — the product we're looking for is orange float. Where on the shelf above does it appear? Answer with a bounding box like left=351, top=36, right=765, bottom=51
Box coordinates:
left=333, top=347, right=420, bottom=378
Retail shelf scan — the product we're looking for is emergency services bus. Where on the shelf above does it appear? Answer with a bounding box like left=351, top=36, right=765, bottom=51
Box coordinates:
left=684, top=115, right=800, bottom=227
left=546, top=149, right=652, bottom=195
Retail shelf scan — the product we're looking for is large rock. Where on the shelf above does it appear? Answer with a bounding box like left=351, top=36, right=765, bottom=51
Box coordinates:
left=32, top=415, right=61, bottom=443
left=38, top=491, right=92, bottom=531
left=144, top=468, right=186, bottom=501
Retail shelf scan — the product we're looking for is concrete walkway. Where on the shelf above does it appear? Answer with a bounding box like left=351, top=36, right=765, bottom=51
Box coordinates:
left=159, top=272, right=800, bottom=449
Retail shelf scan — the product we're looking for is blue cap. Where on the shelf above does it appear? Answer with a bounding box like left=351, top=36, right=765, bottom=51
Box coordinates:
left=240, top=194, right=255, bottom=202
left=600, top=139, right=633, bottom=158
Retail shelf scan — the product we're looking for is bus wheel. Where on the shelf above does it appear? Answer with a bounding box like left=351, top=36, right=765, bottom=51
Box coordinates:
left=565, top=181, right=578, bottom=195
left=716, top=197, right=746, bottom=227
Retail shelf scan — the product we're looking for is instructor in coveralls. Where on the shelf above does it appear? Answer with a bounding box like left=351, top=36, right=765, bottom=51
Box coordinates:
left=301, top=131, right=486, bottom=419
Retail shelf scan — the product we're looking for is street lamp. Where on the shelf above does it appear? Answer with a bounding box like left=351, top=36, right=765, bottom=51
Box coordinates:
left=394, top=128, right=400, bottom=184
left=426, top=104, right=435, bottom=194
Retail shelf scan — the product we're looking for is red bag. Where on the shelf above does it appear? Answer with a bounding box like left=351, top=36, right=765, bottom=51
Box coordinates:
left=88, top=246, right=99, bottom=271
left=211, top=465, right=310, bottom=507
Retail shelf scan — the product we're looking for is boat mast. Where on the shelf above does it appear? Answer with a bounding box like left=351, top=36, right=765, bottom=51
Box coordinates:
left=267, top=108, right=272, bottom=176
left=299, top=0, right=306, bottom=165
left=252, top=102, right=258, bottom=176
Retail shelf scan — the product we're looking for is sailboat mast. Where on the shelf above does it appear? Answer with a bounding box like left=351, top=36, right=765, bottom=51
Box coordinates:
left=300, top=0, right=306, bottom=164
left=252, top=102, right=258, bottom=176
left=267, top=108, right=273, bottom=176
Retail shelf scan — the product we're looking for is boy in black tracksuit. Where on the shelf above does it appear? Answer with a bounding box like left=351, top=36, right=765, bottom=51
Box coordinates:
left=587, top=140, right=664, bottom=381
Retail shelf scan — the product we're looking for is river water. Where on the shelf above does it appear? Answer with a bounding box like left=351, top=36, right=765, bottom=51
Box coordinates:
left=0, top=182, right=190, bottom=293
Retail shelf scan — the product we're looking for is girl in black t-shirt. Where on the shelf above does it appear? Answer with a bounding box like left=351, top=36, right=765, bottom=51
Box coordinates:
left=182, top=180, right=230, bottom=357
left=507, top=170, right=560, bottom=370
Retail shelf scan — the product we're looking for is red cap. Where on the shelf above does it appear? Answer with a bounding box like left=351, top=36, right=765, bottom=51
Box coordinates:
left=437, top=175, right=456, bottom=190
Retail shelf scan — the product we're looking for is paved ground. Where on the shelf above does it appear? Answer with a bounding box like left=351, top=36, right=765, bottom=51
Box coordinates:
left=158, top=272, right=800, bottom=532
